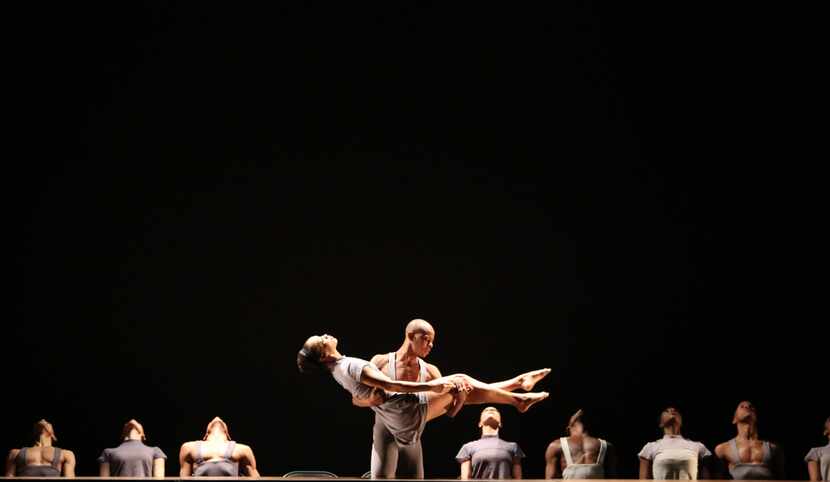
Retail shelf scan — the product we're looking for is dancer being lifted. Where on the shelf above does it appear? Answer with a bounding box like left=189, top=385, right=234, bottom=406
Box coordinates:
left=297, top=332, right=550, bottom=477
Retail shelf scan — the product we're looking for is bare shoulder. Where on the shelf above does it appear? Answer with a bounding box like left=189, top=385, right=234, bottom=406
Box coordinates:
left=425, top=362, right=442, bottom=379
left=179, top=441, right=195, bottom=455
left=546, top=439, right=562, bottom=453
left=6, top=448, right=20, bottom=461
left=61, top=448, right=76, bottom=461
left=235, top=443, right=254, bottom=453
left=369, top=354, right=387, bottom=369
left=714, top=441, right=729, bottom=458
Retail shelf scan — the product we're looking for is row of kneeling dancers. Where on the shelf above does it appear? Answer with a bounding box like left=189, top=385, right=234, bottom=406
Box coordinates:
left=5, top=406, right=827, bottom=479
left=5, top=322, right=828, bottom=480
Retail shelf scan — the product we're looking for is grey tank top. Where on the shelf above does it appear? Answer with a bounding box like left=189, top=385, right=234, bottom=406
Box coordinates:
left=193, top=441, right=238, bottom=476
left=561, top=437, right=607, bottom=479
left=16, top=447, right=62, bottom=477
left=370, top=352, right=430, bottom=446
left=728, top=439, right=773, bottom=480
left=387, top=352, right=428, bottom=384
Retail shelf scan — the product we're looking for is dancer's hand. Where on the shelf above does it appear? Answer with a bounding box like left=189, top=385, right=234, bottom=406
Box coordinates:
left=451, top=376, right=473, bottom=393
left=429, top=380, right=456, bottom=394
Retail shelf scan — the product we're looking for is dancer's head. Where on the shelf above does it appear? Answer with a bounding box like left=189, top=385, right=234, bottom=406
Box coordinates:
left=566, top=409, right=589, bottom=437
left=32, top=419, right=57, bottom=444
left=659, top=406, right=683, bottom=431
left=732, top=400, right=757, bottom=425
left=479, top=406, right=502, bottom=432
left=404, top=319, right=435, bottom=358
left=297, top=334, right=338, bottom=373
left=121, top=419, right=146, bottom=441
left=203, top=416, right=231, bottom=441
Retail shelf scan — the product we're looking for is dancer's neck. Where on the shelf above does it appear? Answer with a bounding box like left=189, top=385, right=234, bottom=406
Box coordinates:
left=35, top=435, right=53, bottom=447
left=735, top=421, right=758, bottom=440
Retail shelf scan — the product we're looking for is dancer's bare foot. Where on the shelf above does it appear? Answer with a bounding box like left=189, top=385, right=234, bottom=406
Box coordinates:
left=516, top=391, right=549, bottom=413
left=518, top=368, right=551, bottom=391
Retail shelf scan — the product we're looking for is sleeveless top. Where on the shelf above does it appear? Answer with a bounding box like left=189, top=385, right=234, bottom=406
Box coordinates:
left=727, top=438, right=774, bottom=480
left=16, top=447, right=62, bottom=477
left=561, top=437, right=607, bottom=479
left=193, top=441, right=238, bottom=476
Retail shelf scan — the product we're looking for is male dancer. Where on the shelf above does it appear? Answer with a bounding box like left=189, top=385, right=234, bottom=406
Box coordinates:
left=358, top=319, right=549, bottom=478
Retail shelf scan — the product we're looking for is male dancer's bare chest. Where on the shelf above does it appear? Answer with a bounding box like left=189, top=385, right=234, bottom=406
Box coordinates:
left=734, top=440, right=766, bottom=463
left=567, top=438, right=601, bottom=465
left=390, top=359, right=422, bottom=382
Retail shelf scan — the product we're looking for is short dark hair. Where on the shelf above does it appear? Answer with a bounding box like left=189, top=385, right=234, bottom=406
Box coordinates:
left=297, top=345, right=324, bottom=374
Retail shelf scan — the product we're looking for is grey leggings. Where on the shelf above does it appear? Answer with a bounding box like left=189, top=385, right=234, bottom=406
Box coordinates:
left=370, top=417, right=423, bottom=479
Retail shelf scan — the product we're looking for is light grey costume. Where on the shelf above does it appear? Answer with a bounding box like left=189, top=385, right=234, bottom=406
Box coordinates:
left=560, top=437, right=608, bottom=479
left=726, top=439, right=774, bottom=480
left=456, top=434, right=525, bottom=479
left=638, top=435, right=712, bottom=480
left=330, top=355, right=431, bottom=479
left=805, top=444, right=830, bottom=481
left=97, top=439, right=167, bottom=477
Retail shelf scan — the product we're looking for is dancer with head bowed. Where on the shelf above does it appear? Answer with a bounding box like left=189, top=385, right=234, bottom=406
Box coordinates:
left=4, top=419, right=76, bottom=477
left=545, top=409, right=615, bottom=479
left=179, top=417, right=259, bottom=477
left=713, top=401, right=784, bottom=479
left=805, top=417, right=830, bottom=481
left=98, top=419, right=167, bottom=477
left=638, top=407, right=712, bottom=480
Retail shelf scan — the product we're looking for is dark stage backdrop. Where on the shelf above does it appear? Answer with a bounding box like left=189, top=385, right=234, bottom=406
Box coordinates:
left=9, top=2, right=821, bottom=480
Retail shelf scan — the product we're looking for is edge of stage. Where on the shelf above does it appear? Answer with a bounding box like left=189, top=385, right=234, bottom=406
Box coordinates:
left=0, top=479, right=804, bottom=482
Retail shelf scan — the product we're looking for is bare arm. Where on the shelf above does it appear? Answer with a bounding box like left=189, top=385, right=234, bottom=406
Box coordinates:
left=238, top=444, right=259, bottom=477
left=426, top=362, right=442, bottom=380
left=351, top=355, right=392, bottom=407
left=352, top=387, right=387, bottom=407
left=544, top=441, right=561, bottom=479
left=460, top=460, right=471, bottom=480
left=62, top=449, right=76, bottom=477
left=179, top=443, right=193, bottom=477
left=99, top=462, right=110, bottom=477
left=807, top=460, right=820, bottom=481
left=5, top=449, right=19, bottom=477
left=512, top=458, right=523, bottom=479
left=639, top=457, right=652, bottom=479
left=152, top=458, right=165, bottom=478
left=360, top=364, right=452, bottom=394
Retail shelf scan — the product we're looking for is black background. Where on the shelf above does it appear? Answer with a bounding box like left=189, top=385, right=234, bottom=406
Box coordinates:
left=8, top=2, right=824, bottom=479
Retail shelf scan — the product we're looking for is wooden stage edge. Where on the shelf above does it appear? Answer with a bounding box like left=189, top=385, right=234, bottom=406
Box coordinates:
left=0, top=479, right=806, bottom=482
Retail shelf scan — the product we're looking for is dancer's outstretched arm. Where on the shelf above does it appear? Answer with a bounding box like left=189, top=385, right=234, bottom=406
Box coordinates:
left=360, top=364, right=455, bottom=394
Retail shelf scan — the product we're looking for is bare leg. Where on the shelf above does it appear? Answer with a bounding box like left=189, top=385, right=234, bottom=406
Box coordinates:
left=425, top=374, right=548, bottom=422
left=489, top=368, right=551, bottom=392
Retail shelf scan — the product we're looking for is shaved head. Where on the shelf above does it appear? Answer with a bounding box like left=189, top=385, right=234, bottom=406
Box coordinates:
left=404, top=319, right=436, bottom=358
left=406, top=319, right=434, bottom=336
